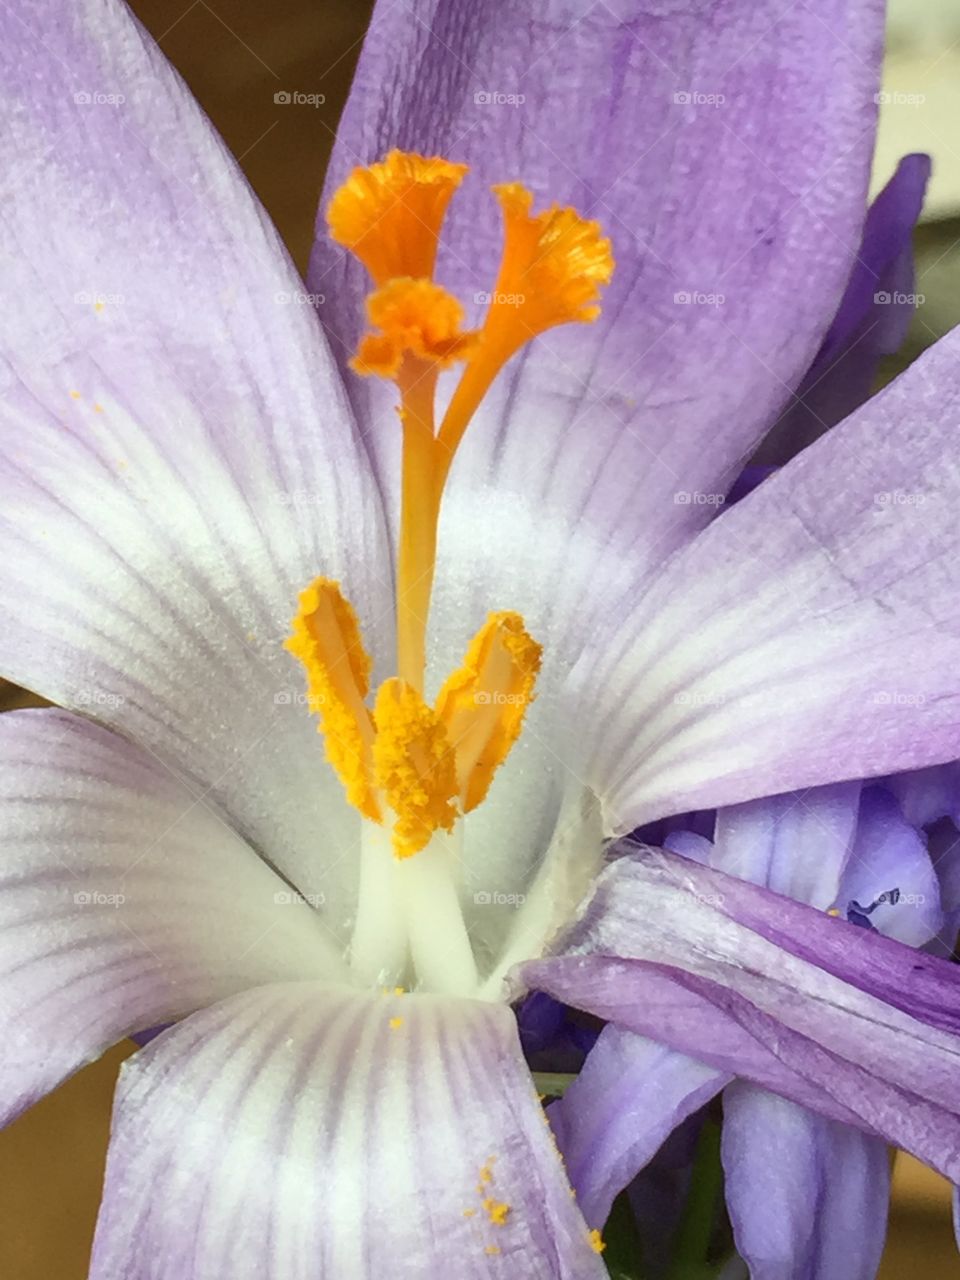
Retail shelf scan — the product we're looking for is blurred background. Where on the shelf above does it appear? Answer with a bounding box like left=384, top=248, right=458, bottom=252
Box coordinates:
left=2, top=0, right=960, bottom=1275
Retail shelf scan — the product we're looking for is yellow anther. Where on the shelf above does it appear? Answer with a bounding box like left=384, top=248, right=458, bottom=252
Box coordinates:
left=372, top=677, right=459, bottom=858
left=285, top=578, right=380, bottom=822
left=327, top=150, right=469, bottom=285
left=351, top=277, right=480, bottom=380
left=588, top=1229, right=606, bottom=1254
left=436, top=612, right=542, bottom=812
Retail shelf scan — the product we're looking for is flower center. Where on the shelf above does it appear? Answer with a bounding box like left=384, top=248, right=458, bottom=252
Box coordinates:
left=286, top=150, right=613, bottom=989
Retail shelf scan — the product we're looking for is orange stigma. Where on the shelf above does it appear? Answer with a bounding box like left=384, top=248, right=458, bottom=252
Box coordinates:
left=328, top=151, right=613, bottom=697
left=326, top=150, right=468, bottom=285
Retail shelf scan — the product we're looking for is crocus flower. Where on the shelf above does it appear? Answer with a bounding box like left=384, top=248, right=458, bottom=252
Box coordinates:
left=5, top=1, right=960, bottom=1277
left=547, top=781, right=949, bottom=1277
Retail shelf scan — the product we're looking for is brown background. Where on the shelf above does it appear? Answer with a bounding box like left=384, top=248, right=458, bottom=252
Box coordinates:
left=0, top=1, right=957, bottom=1275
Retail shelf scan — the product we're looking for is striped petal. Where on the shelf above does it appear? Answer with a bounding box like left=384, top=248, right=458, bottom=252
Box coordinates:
left=548, top=1025, right=728, bottom=1229
left=578, top=329, right=960, bottom=834
left=90, top=983, right=607, bottom=1279
left=0, top=0, right=389, bottom=907
left=0, top=709, right=341, bottom=1125
left=522, top=847, right=960, bottom=1180
left=722, top=1083, right=889, bottom=1280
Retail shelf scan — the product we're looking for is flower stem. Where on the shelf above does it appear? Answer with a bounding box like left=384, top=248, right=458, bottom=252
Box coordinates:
left=666, top=1118, right=724, bottom=1280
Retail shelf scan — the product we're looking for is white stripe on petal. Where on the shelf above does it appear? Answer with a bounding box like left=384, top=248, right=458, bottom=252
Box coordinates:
left=91, top=984, right=608, bottom=1280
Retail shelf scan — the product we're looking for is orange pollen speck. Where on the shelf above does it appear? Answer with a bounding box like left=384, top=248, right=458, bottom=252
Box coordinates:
left=482, top=1197, right=511, bottom=1226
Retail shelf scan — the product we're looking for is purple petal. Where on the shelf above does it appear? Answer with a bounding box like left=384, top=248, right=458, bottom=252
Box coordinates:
left=548, top=1024, right=728, bottom=1228
left=662, top=829, right=714, bottom=863
left=0, top=710, right=340, bottom=1126
left=761, top=153, right=930, bottom=459
left=0, top=0, right=389, bottom=908
left=837, top=785, right=942, bottom=946
left=711, top=782, right=862, bottom=907
left=709, top=783, right=942, bottom=943
left=886, top=762, right=960, bottom=827
left=90, top=984, right=607, bottom=1279
left=576, top=329, right=960, bottom=834
left=311, top=0, right=884, bottom=676
left=722, top=1082, right=889, bottom=1280
left=520, top=847, right=960, bottom=1179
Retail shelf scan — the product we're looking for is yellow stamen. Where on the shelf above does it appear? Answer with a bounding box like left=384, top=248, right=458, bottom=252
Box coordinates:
left=327, top=150, right=469, bottom=285
left=436, top=612, right=542, bottom=811
left=372, top=677, right=459, bottom=858
left=588, top=1229, right=606, bottom=1255
left=436, top=183, right=613, bottom=481
left=285, top=578, right=380, bottom=822
left=350, top=278, right=480, bottom=379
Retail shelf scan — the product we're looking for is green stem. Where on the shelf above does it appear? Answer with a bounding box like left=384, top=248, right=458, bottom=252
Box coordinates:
left=666, top=1119, right=724, bottom=1280
left=531, top=1071, right=579, bottom=1098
